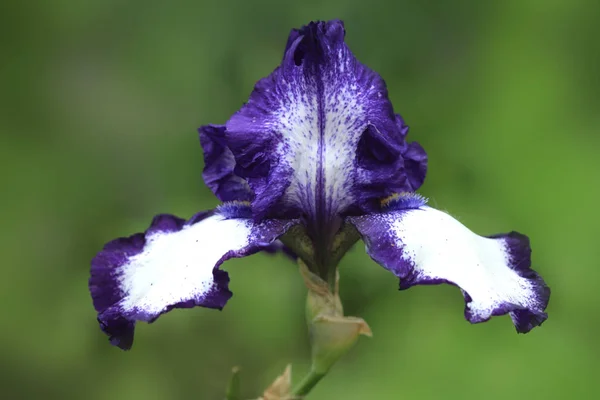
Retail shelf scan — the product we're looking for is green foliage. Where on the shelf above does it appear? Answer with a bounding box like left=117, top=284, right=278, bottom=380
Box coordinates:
left=1, top=0, right=598, bottom=398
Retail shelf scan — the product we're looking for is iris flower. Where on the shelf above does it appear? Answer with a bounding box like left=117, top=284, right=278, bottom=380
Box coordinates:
left=90, top=20, right=549, bottom=351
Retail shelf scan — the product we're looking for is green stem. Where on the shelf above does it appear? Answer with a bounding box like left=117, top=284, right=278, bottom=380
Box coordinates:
left=326, top=266, right=337, bottom=293
left=225, top=367, right=241, bottom=400
left=292, top=368, right=326, bottom=397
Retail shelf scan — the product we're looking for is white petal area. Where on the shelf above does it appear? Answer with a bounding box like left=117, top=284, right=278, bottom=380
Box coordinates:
left=225, top=21, right=400, bottom=222
left=275, top=74, right=368, bottom=218
left=119, top=215, right=253, bottom=316
left=349, top=206, right=548, bottom=331
left=392, top=208, right=533, bottom=318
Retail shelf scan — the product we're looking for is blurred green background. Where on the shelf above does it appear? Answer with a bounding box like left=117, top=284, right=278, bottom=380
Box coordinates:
left=1, top=0, right=598, bottom=399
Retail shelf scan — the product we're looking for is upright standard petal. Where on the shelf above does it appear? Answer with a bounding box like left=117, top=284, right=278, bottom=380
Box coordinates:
left=223, top=20, right=426, bottom=227
left=199, top=124, right=253, bottom=202
left=348, top=194, right=550, bottom=333
left=89, top=206, right=295, bottom=349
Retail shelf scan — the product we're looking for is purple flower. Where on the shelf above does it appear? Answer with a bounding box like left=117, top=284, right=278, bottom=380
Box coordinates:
left=89, top=20, right=549, bottom=350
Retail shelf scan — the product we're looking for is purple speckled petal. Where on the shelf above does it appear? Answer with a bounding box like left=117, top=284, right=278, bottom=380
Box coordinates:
left=223, top=20, right=427, bottom=225
left=348, top=196, right=549, bottom=333
left=199, top=124, right=253, bottom=202
left=402, top=141, right=428, bottom=191
left=89, top=208, right=296, bottom=350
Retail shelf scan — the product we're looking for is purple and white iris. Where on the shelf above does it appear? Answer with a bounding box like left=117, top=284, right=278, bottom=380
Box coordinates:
left=89, top=20, right=549, bottom=350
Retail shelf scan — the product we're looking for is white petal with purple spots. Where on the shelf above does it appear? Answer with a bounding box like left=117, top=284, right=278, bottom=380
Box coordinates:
left=118, top=215, right=254, bottom=315
left=348, top=203, right=549, bottom=332
left=90, top=210, right=295, bottom=349
left=224, top=21, right=426, bottom=226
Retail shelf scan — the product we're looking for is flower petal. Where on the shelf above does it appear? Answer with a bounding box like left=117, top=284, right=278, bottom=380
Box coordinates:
left=348, top=199, right=549, bottom=333
left=223, top=20, right=426, bottom=225
left=199, top=124, right=253, bottom=202
left=89, top=209, right=296, bottom=349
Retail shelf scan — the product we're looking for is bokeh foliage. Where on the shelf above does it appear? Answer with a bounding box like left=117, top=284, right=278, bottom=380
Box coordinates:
left=1, top=0, right=598, bottom=398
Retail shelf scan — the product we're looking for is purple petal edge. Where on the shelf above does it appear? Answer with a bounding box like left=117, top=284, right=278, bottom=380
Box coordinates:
left=349, top=208, right=550, bottom=334
left=89, top=210, right=297, bottom=350
left=396, top=232, right=550, bottom=333
left=89, top=213, right=232, bottom=350
left=199, top=124, right=253, bottom=202
left=222, top=20, right=428, bottom=222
